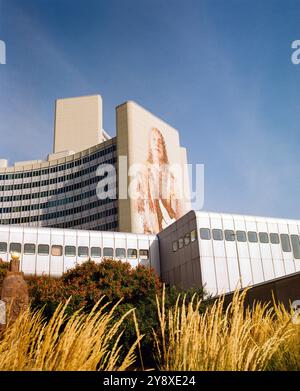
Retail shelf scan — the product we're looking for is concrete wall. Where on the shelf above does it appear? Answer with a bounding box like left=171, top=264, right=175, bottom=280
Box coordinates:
left=116, top=100, right=191, bottom=235
left=54, top=95, right=103, bottom=154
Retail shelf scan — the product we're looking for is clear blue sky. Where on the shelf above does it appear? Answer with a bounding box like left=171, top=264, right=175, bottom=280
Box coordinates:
left=0, top=0, right=300, bottom=219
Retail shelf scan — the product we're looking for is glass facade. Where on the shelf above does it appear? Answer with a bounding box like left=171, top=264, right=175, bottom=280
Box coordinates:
left=0, top=138, right=118, bottom=231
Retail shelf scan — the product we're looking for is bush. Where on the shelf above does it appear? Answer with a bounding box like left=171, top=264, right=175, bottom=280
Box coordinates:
left=26, top=259, right=205, bottom=368
left=0, top=260, right=9, bottom=287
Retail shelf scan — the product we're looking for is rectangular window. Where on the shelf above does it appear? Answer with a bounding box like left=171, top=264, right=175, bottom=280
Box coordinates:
left=127, top=248, right=137, bottom=259
left=248, top=231, right=258, bottom=243
left=270, top=233, right=280, bottom=244
left=259, top=232, right=269, bottom=244
left=9, top=242, right=22, bottom=253
left=116, top=248, right=126, bottom=258
left=291, top=235, right=300, bottom=259
left=212, top=229, right=223, bottom=241
left=51, top=245, right=63, bottom=256
left=236, top=230, right=247, bottom=242
left=200, top=228, right=211, bottom=240
left=172, top=240, right=178, bottom=252
left=38, top=244, right=49, bottom=255
left=225, top=230, right=235, bottom=241
left=78, top=246, right=89, bottom=257
left=190, top=230, right=197, bottom=242
left=103, top=247, right=113, bottom=257
left=0, top=242, right=7, bottom=253
left=65, top=246, right=76, bottom=256
left=280, top=234, right=291, bottom=252
left=24, top=243, right=35, bottom=255
left=91, top=247, right=101, bottom=258
left=139, top=249, right=149, bottom=260
left=184, top=233, right=190, bottom=246
left=178, top=238, right=184, bottom=249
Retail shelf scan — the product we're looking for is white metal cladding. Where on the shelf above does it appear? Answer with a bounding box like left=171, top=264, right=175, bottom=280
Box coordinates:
left=36, top=228, right=51, bottom=276
left=0, top=225, right=159, bottom=277
left=63, top=230, right=77, bottom=273
left=1, top=210, right=300, bottom=296
left=0, top=226, right=9, bottom=262
left=194, top=211, right=300, bottom=296
left=22, top=227, right=37, bottom=275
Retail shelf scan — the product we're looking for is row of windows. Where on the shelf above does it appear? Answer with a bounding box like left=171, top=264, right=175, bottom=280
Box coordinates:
left=39, top=205, right=117, bottom=222
left=0, top=157, right=117, bottom=192
left=52, top=220, right=118, bottom=231
left=0, top=188, right=105, bottom=213
left=0, top=195, right=117, bottom=217
left=0, top=158, right=113, bottom=189
left=0, top=242, right=149, bottom=260
left=0, top=207, right=118, bottom=226
left=172, top=228, right=300, bottom=259
left=0, top=173, right=116, bottom=204
left=172, top=230, right=197, bottom=251
left=0, top=144, right=117, bottom=181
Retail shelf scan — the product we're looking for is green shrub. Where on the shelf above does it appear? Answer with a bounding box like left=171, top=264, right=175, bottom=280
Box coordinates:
left=0, top=260, right=9, bottom=287
left=26, top=259, right=205, bottom=368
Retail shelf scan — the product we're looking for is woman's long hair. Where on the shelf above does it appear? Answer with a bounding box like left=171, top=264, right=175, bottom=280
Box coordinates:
left=147, top=128, right=169, bottom=165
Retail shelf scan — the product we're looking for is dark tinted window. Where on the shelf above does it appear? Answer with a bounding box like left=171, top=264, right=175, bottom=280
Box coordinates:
left=139, top=249, right=149, bottom=259
left=248, top=231, right=258, bottom=243
left=259, top=232, right=269, bottom=243
left=225, top=230, right=235, bottom=241
left=270, top=233, right=280, bottom=244
left=178, top=238, right=184, bottom=248
left=65, top=246, right=76, bottom=256
left=127, top=248, right=137, bottom=258
left=0, top=242, right=7, bottom=253
left=280, top=234, right=291, bottom=252
left=172, top=241, right=178, bottom=252
left=38, top=244, right=49, bottom=255
left=200, top=228, right=211, bottom=240
left=9, top=242, right=22, bottom=253
left=212, top=229, right=223, bottom=241
left=78, top=246, right=89, bottom=257
left=291, top=235, right=300, bottom=259
left=184, top=233, right=190, bottom=246
left=91, top=247, right=101, bottom=258
left=236, top=231, right=247, bottom=242
left=24, top=243, right=35, bottom=255
left=103, top=247, right=113, bottom=257
left=116, top=248, right=126, bottom=258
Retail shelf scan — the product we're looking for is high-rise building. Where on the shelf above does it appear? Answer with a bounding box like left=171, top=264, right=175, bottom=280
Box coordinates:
left=0, top=95, right=191, bottom=233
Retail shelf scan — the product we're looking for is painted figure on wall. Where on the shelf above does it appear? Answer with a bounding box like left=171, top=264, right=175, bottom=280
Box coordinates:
left=134, top=127, right=184, bottom=234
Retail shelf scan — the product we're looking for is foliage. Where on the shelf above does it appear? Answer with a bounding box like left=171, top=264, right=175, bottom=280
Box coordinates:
left=1, top=260, right=300, bottom=370
left=25, top=259, right=205, bottom=368
left=0, top=260, right=9, bottom=287
left=26, top=259, right=161, bottom=314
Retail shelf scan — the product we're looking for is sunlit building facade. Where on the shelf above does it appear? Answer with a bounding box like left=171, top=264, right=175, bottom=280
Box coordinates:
left=0, top=95, right=190, bottom=233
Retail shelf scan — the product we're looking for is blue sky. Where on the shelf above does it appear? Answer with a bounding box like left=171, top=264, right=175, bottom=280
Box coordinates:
left=0, top=0, right=300, bottom=219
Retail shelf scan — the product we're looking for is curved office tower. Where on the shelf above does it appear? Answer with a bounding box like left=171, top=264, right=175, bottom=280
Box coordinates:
left=0, top=95, right=191, bottom=233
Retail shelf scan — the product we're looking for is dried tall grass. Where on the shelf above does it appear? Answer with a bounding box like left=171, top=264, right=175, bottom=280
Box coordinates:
left=1, top=289, right=299, bottom=371
left=154, top=287, right=300, bottom=371
left=0, top=298, right=142, bottom=371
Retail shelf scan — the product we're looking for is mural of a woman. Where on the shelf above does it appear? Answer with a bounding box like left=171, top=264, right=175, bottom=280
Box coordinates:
left=134, top=127, right=184, bottom=234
